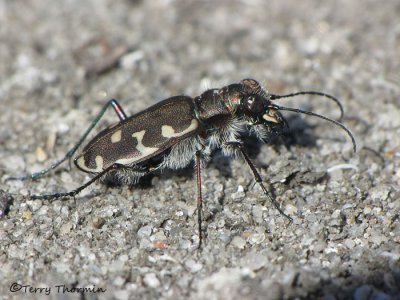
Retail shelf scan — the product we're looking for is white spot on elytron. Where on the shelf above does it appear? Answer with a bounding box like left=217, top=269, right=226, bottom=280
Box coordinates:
left=262, top=113, right=279, bottom=123
left=76, top=155, right=104, bottom=173
left=161, top=125, right=175, bottom=138
left=95, top=155, right=104, bottom=170
left=132, top=130, right=159, bottom=155
left=115, top=130, right=159, bottom=165
left=76, top=156, right=86, bottom=170
left=111, top=130, right=122, bottom=143
left=161, top=119, right=198, bottom=138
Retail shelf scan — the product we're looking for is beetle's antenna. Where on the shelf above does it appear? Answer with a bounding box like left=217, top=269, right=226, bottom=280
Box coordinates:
left=270, top=91, right=344, bottom=121
left=271, top=104, right=356, bottom=153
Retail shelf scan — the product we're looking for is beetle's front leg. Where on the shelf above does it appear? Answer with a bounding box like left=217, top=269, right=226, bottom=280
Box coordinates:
left=225, top=141, right=293, bottom=222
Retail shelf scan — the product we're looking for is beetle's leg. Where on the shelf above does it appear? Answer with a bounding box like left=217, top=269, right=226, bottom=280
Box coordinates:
left=8, top=99, right=127, bottom=181
left=110, top=99, right=127, bottom=121
left=225, top=141, right=293, bottom=222
left=30, top=163, right=151, bottom=200
left=195, top=150, right=204, bottom=248
left=30, top=164, right=116, bottom=200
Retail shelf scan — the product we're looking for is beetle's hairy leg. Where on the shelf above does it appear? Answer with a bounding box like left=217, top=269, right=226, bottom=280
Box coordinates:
left=195, top=150, right=204, bottom=249
left=225, top=141, right=293, bottom=223
left=7, top=99, right=127, bottom=181
left=101, top=163, right=154, bottom=186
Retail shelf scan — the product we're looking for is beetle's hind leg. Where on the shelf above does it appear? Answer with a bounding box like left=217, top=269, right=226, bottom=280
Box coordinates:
left=30, top=164, right=116, bottom=200
left=7, top=99, right=127, bottom=181
left=29, top=162, right=148, bottom=200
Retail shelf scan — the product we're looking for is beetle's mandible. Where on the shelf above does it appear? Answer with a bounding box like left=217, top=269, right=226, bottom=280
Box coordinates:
left=9, top=78, right=356, bottom=246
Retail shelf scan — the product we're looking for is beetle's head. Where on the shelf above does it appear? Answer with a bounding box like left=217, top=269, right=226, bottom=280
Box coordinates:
left=241, top=92, right=285, bottom=128
left=237, top=78, right=357, bottom=152
left=239, top=79, right=286, bottom=129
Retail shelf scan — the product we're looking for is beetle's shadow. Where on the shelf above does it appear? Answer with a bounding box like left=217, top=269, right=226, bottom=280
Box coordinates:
left=212, top=115, right=319, bottom=177
left=276, top=115, right=319, bottom=149
left=105, top=166, right=195, bottom=191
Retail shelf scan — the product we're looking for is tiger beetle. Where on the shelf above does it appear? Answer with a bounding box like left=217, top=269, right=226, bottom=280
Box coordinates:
left=9, top=79, right=356, bottom=247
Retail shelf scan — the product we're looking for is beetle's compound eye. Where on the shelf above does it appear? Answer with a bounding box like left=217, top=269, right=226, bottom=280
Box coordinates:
left=244, top=94, right=264, bottom=114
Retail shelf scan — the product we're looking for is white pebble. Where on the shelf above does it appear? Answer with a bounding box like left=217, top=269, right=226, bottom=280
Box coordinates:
left=231, top=236, right=246, bottom=249
left=143, top=273, right=160, bottom=288
left=185, top=259, right=203, bottom=273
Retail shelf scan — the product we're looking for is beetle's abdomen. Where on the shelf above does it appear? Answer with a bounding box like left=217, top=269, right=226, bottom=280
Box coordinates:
left=74, top=96, right=199, bottom=173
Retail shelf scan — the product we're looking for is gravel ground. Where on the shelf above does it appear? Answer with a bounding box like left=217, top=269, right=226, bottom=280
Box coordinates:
left=1, top=1, right=399, bottom=299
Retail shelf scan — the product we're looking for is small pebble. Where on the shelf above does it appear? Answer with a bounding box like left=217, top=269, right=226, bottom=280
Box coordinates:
left=153, top=240, right=167, bottom=250
left=60, top=206, right=70, bottom=218
left=93, top=216, right=106, bottom=229
left=363, top=206, right=372, bottom=215
left=35, top=146, right=47, bottom=162
left=240, top=252, right=268, bottom=271
left=2, top=219, right=15, bottom=230
left=344, top=239, right=356, bottom=249
left=137, top=225, right=153, bottom=238
left=60, top=222, right=72, bottom=235
left=26, top=200, right=42, bottom=212
left=370, top=234, right=387, bottom=246
left=143, top=273, right=160, bottom=288
left=231, top=185, right=246, bottom=201
left=185, top=259, right=203, bottom=273
left=249, top=232, right=266, bottom=245
left=114, top=290, right=130, bottom=300
left=331, top=209, right=341, bottom=219
left=231, top=236, right=246, bottom=249
left=285, top=204, right=298, bottom=215
left=151, top=231, right=167, bottom=241
left=22, top=211, right=32, bottom=220
left=120, top=50, right=144, bottom=69
left=218, top=232, right=232, bottom=244
left=113, top=276, right=126, bottom=287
